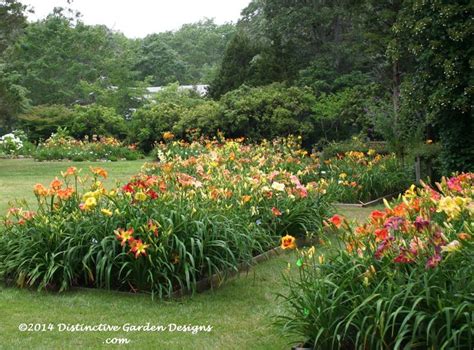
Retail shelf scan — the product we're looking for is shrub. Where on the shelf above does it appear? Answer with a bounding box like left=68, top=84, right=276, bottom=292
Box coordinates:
left=68, top=104, right=127, bottom=140
left=278, top=173, right=474, bottom=349
left=0, top=130, right=35, bottom=157
left=218, top=84, right=316, bottom=145
left=129, top=85, right=210, bottom=151
left=312, top=86, right=374, bottom=144
left=18, top=105, right=73, bottom=142
left=321, top=137, right=389, bottom=159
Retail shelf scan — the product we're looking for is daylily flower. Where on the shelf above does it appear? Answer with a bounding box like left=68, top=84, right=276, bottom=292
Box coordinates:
left=414, top=216, right=430, bottom=231
left=458, top=232, right=471, bottom=240
left=241, top=195, right=252, bottom=204
left=328, top=214, right=343, bottom=228
left=281, top=234, right=296, bottom=250
left=374, top=228, right=389, bottom=241
left=374, top=237, right=394, bottom=259
left=130, top=239, right=150, bottom=258
left=83, top=197, right=97, bottom=210
left=393, top=248, right=415, bottom=263
left=134, top=192, right=147, bottom=202
left=163, top=131, right=175, bottom=140
left=114, top=228, right=134, bottom=247
left=56, top=187, right=74, bottom=200
left=272, top=207, right=282, bottom=216
left=90, top=166, right=108, bottom=179
left=49, top=177, right=63, bottom=191
left=33, top=183, right=49, bottom=197
left=61, top=166, right=78, bottom=177
left=271, top=181, right=285, bottom=192
left=384, top=216, right=404, bottom=230
left=370, top=210, right=386, bottom=223
left=441, top=240, right=461, bottom=253
left=425, top=253, right=442, bottom=269
left=101, top=208, right=113, bottom=216
left=147, top=219, right=159, bottom=236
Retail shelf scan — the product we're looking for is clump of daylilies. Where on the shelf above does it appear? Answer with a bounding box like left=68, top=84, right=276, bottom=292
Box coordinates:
left=320, top=149, right=411, bottom=203
left=278, top=173, right=474, bottom=350
left=35, top=134, right=141, bottom=161
left=326, top=173, right=473, bottom=270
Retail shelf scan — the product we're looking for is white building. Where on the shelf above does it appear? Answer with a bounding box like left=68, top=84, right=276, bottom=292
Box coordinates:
left=145, top=84, right=208, bottom=98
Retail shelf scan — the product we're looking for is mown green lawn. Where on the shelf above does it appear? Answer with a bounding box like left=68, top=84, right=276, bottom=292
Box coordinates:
left=0, top=159, right=377, bottom=349
left=0, top=158, right=150, bottom=215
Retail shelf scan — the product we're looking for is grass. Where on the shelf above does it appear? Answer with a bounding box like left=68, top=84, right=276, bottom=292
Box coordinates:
left=0, top=158, right=150, bottom=215
left=0, top=254, right=295, bottom=350
left=334, top=204, right=384, bottom=223
left=0, top=159, right=378, bottom=349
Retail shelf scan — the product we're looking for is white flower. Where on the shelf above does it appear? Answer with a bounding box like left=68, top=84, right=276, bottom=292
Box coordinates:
left=271, top=181, right=285, bottom=192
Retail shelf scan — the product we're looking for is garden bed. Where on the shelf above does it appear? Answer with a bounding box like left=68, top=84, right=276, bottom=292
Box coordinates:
left=278, top=173, right=474, bottom=349
left=0, top=137, right=330, bottom=299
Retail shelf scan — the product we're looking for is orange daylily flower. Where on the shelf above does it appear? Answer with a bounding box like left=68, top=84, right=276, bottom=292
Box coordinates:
left=114, top=228, right=134, bottom=247
left=458, top=232, right=471, bottom=240
left=241, top=195, right=252, bottom=203
left=147, top=219, right=159, bottom=237
left=22, top=211, right=36, bottom=220
left=50, top=177, right=63, bottom=191
left=56, top=187, right=74, bottom=200
left=90, top=167, right=108, bottom=179
left=272, top=207, right=282, bottom=216
left=281, top=234, right=296, bottom=250
left=163, top=131, right=175, bottom=140
left=61, top=166, right=78, bottom=177
left=130, top=239, right=150, bottom=258
left=33, top=183, right=49, bottom=197
left=374, top=228, right=389, bottom=241
left=392, top=203, right=407, bottom=217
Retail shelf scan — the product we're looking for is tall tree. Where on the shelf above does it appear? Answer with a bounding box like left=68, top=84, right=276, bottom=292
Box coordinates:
left=8, top=8, right=139, bottom=106
left=135, top=35, right=188, bottom=86
left=0, top=0, right=29, bottom=131
left=156, top=19, right=235, bottom=83
left=393, top=0, right=473, bottom=172
left=0, top=0, right=27, bottom=55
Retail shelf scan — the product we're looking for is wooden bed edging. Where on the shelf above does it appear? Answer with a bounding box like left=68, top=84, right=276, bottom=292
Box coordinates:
left=334, top=191, right=402, bottom=208
left=66, top=246, right=284, bottom=298
left=171, top=246, right=283, bottom=297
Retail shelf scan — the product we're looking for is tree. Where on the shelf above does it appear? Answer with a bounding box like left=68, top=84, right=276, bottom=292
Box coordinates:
left=7, top=9, right=139, bottom=106
left=0, top=0, right=29, bottom=132
left=155, top=19, right=236, bottom=83
left=0, top=0, right=27, bottom=55
left=210, top=0, right=371, bottom=97
left=0, top=64, right=29, bottom=132
left=208, top=31, right=259, bottom=98
left=135, top=36, right=188, bottom=86
left=392, top=0, right=473, bottom=172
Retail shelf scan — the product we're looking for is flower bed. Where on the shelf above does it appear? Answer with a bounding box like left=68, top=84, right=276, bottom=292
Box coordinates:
left=34, top=134, right=142, bottom=161
left=0, top=137, right=330, bottom=298
left=278, top=173, right=474, bottom=349
left=319, top=150, right=412, bottom=203
left=0, top=130, right=35, bottom=158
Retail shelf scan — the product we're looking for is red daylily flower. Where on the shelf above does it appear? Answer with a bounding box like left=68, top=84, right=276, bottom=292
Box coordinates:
left=114, top=228, right=134, bottom=247
left=328, top=214, right=343, bottom=228
left=130, top=239, right=150, bottom=258
left=374, top=228, right=389, bottom=241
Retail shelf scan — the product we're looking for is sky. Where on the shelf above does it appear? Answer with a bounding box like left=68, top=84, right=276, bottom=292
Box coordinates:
left=21, top=0, right=251, bottom=38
